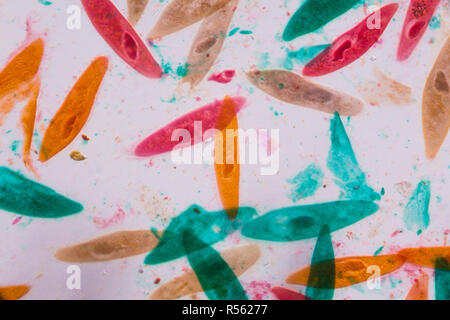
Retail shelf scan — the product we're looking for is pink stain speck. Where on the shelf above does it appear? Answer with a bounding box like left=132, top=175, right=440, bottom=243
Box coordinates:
left=12, top=216, right=22, bottom=225
left=208, top=70, right=236, bottom=84
left=93, top=207, right=129, bottom=229
left=244, top=281, right=271, bottom=300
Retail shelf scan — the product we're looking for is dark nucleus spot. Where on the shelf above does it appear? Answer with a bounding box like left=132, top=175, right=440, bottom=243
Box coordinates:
left=289, top=216, right=315, bottom=230
left=408, top=21, right=425, bottom=39
left=333, top=40, right=352, bottom=61
left=62, top=115, right=77, bottom=139
left=195, top=36, right=217, bottom=54
left=342, top=259, right=366, bottom=271
left=435, top=71, right=449, bottom=93
left=123, top=33, right=138, bottom=60
left=223, top=164, right=235, bottom=178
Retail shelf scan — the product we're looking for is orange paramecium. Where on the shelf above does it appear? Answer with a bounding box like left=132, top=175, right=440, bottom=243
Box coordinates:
left=0, top=285, right=30, bottom=300
left=286, top=254, right=406, bottom=288
left=0, top=39, right=43, bottom=175
left=398, top=247, right=450, bottom=270
left=214, top=96, right=240, bottom=220
left=0, top=38, right=44, bottom=102
left=39, top=56, right=109, bottom=162
left=406, top=273, right=429, bottom=300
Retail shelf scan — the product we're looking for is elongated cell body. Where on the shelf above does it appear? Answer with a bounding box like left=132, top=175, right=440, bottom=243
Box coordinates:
left=397, top=0, right=442, bottom=61
left=0, top=167, right=83, bottom=218
left=246, top=69, right=363, bottom=116
left=422, top=37, right=450, bottom=159
left=215, top=96, right=240, bottom=220
left=55, top=230, right=160, bottom=263
left=241, top=200, right=379, bottom=242
left=183, top=0, right=239, bottom=87
left=286, top=254, right=406, bottom=288
left=135, top=96, right=246, bottom=157
left=303, top=3, right=398, bottom=77
left=150, top=244, right=260, bottom=299
left=39, top=57, right=108, bottom=162
left=82, top=0, right=161, bottom=78
left=0, top=38, right=43, bottom=102
left=283, top=0, right=362, bottom=41
left=148, top=0, right=233, bottom=38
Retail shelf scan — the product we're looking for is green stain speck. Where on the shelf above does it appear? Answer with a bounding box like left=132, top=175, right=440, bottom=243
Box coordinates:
left=403, top=180, right=431, bottom=234
left=176, top=63, right=189, bottom=77
left=229, top=27, right=240, bottom=36
left=374, top=246, right=384, bottom=256
left=287, top=164, right=324, bottom=203
left=287, top=44, right=330, bottom=65
left=429, top=15, right=441, bottom=30
left=10, top=140, right=20, bottom=153
left=258, top=52, right=270, bottom=69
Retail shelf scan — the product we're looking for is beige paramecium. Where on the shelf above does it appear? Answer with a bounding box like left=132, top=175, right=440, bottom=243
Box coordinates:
left=55, top=230, right=160, bottom=262
left=246, top=69, right=364, bottom=116
left=148, top=0, right=233, bottom=38
left=183, top=0, right=239, bottom=88
left=150, top=244, right=260, bottom=300
left=423, top=37, right=450, bottom=159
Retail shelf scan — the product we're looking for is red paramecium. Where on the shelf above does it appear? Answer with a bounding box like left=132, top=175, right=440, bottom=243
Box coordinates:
left=81, top=0, right=162, bottom=78
left=397, top=0, right=442, bottom=61
left=303, top=3, right=399, bottom=77
left=135, top=97, right=246, bottom=157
